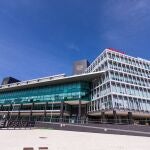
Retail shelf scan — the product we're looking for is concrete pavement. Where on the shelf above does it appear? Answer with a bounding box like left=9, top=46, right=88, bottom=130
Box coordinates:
left=0, top=129, right=150, bottom=150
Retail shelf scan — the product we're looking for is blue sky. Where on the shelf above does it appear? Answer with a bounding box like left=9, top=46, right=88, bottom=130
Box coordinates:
left=0, top=0, right=150, bottom=82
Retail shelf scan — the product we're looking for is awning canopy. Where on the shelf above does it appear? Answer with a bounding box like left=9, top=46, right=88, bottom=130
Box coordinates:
left=0, top=71, right=105, bottom=92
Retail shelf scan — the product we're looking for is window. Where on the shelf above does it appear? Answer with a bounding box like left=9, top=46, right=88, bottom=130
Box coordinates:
left=124, top=97, right=129, bottom=109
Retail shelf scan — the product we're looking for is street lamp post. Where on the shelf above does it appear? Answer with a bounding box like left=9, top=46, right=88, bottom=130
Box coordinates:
left=10, top=101, right=15, bottom=120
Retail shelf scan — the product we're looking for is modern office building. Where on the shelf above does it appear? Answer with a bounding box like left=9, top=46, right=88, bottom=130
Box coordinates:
left=0, top=48, right=150, bottom=124
left=86, top=48, right=150, bottom=124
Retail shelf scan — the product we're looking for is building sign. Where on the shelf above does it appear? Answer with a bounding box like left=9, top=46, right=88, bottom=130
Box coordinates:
left=108, top=48, right=125, bottom=54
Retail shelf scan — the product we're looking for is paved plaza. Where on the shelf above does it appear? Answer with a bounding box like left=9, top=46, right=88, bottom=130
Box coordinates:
left=0, top=129, right=150, bottom=150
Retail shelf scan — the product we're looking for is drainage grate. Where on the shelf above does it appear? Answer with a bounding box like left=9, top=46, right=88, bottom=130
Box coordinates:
left=23, top=147, right=34, bottom=150
left=39, top=147, right=48, bottom=150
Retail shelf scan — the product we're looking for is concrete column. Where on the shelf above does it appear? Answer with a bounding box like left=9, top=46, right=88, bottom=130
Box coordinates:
left=81, top=104, right=87, bottom=124
left=113, top=110, right=117, bottom=124
left=118, top=116, right=122, bottom=124
left=7, top=111, right=10, bottom=120
left=10, top=104, right=13, bottom=111
left=60, top=100, right=64, bottom=122
left=78, top=100, right=81, bottom=122
left=18, top=104, right=23, bottom=120
left=128, top=112, right=133, bottom=124
left=30, top=103, right=34, bottom=121
left=20, top=104, right=23, bottom=110
left=101, top=111, right=106, bottom=123
left=70, top=105, right=73, bottom=117
left=44, top=102, right=48, bottom=118
left=9, top=104, right=13, bottom=119
left=0, top=105, right=3, bottom=111
left=84, top=104, right=88, bottom=117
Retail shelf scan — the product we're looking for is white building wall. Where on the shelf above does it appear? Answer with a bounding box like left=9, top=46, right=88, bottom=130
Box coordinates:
left=86, top=48, right=150, bottom=114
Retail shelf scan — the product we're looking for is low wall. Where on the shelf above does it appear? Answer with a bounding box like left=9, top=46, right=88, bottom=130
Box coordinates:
left=35, top=121, right=150, bottom=137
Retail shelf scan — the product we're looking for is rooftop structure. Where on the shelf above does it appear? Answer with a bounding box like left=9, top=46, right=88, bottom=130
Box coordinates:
left=73, top=59, right=90, bottom=75
left=1, top=77, right=20, bottom=85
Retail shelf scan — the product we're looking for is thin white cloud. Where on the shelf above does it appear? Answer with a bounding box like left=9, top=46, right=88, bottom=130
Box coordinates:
left=101, top=0, right=150, bottom=45
left=67, top=43, right=80, bottom=52
left=104, top=0, right=150, bottom=26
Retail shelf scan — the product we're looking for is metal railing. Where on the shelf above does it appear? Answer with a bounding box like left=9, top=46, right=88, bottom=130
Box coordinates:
left=30, top=117, right=150, bottom=126
left=0, top=116, right=150, bottom=129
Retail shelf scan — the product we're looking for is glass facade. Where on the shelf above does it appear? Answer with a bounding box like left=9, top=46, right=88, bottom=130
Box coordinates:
left=0, top=82, right=90, bottom=105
